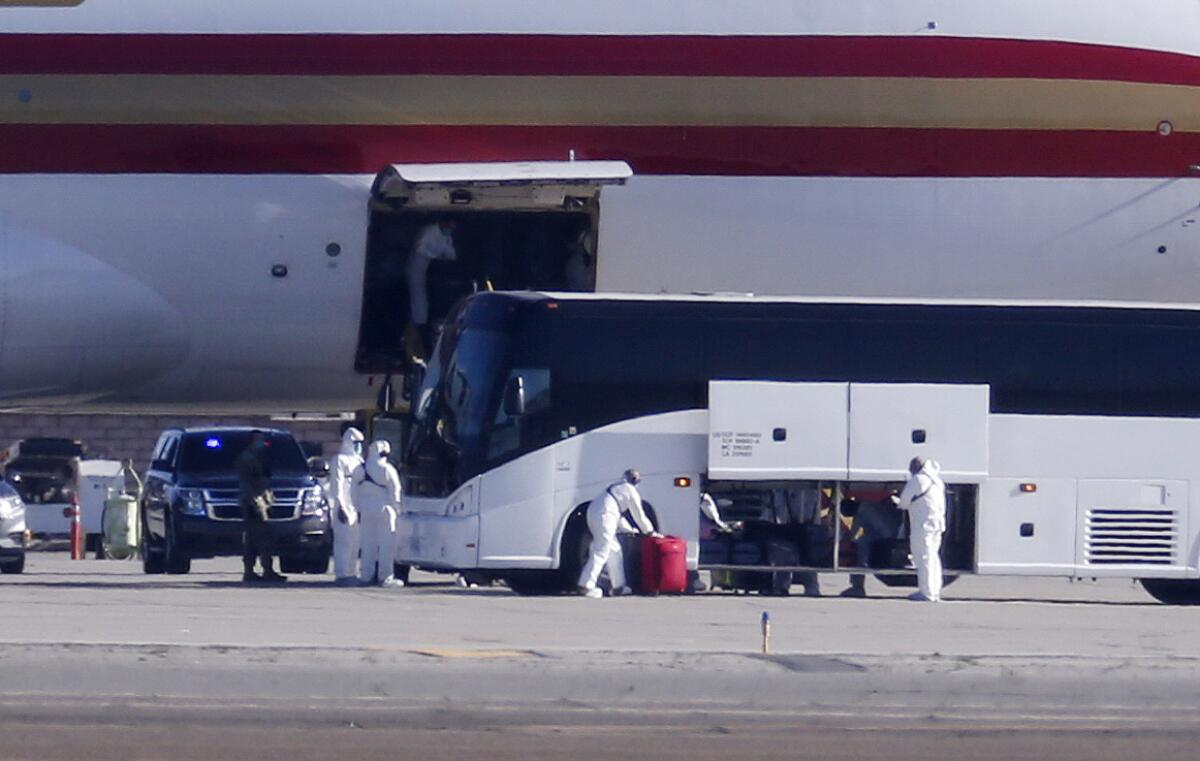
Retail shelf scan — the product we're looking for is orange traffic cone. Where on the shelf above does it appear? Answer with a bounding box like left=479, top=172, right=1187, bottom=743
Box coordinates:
left=69, top=494, right=84, bottom=560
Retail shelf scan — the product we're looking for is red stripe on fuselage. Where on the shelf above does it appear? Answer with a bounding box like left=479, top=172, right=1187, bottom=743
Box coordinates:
left=2, top=33, right=1200, bottom=84
left=2, top=124, right=1197, bottom=177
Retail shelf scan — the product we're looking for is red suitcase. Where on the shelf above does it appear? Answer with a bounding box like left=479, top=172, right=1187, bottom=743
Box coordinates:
left=641, top=535, right=688, bottom=594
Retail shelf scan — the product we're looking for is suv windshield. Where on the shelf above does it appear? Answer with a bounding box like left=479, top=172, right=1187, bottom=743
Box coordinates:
left=177, top=432, right=308, bottom=475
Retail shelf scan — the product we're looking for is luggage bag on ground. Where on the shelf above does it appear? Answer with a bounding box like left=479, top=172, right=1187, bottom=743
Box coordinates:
left=641, top=535, right=688, bottom=594
left=618, top=532, right=644, bottom=593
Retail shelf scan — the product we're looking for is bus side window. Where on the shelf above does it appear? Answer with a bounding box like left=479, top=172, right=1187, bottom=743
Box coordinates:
left=489, top=368, right=551, bottom=460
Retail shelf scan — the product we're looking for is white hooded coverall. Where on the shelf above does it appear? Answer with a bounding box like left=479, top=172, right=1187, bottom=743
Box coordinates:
left=578, top=480, right=655, bottom=592
left=351, top=441, right=402, bottom=585
left=330, top=428, right=364, bottom=581
left=897, top=459, right=947, bottom=601
left=699, top=492, right=730, bottom=532
left=406, top=223, right=457, bottom=326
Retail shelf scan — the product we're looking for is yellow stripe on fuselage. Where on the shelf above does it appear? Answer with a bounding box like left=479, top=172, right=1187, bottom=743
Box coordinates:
left=0, top=74, right=1193, bottom=131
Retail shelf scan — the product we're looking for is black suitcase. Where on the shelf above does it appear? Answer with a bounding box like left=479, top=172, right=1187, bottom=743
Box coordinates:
left=618, top=532, right=644, bottom=594
left=797, top=524, right=835, bottom=567
left=731, top=541, right=763, bottom=566
left=742, top=522, right=834, bottom=568
left=760, top=539, right=799, bottom=596
left=720, top=540, right=764, bottom=593
left=724, top=539, right=798, bottom=596
left=699, top=536, right=731, bottom=566
left=869, top=538, right=913, bottom=569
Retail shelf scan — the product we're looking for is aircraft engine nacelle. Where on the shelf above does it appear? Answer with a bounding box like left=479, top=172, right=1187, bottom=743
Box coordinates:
left=0, top=218, right=189, bottom=408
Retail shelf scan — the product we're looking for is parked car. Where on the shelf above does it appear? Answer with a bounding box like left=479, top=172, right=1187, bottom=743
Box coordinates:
left=0, top=481, right=27, bottom=574
left=0, top=438, right=84, bottom=538
left=140, top=427, right=331, bottom=575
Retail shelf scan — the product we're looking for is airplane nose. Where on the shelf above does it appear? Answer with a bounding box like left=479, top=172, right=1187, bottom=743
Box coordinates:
left=0, top=223, right=188, bottom=405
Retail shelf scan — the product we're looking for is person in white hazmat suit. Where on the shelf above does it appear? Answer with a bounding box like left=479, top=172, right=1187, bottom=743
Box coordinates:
left=351, top=440, right=404, bottom=588
left=329, top=427, right=364, bottom=586
left=404, top=220, right=457, bottom=359
left=699, top=491, right=732, bottom=532
left=577, top=469, right=658, bottom=599
left=896, top=456, right=947, bottom=602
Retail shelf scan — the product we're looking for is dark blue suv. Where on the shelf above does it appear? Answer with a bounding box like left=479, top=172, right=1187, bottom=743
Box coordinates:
left=140, top=427, right=331, bottom=575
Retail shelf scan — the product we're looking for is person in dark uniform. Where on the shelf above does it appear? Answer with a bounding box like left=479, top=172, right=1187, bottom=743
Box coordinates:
left=840, top=496, right=903, bottom=598
left=237, top=431, right=286, bottom=584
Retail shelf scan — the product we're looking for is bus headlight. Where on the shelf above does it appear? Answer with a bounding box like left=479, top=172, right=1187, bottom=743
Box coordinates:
left=301, top=487, right=326, bottom=517
left=178, top=489, right=206, bottom=516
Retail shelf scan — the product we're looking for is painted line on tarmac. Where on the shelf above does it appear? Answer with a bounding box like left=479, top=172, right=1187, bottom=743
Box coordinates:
left=3, top=640, right=1200, bottom=666
left=3, top=693, right=1199, bottom=729
left=410, top=648, right=536, bottom=659
left=0, top=640, right=534, bottom=658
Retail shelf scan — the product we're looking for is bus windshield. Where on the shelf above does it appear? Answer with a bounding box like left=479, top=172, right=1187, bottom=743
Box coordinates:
left=407, top=306, right=513, bottom=495
left=405, top=293, right=704, bottom=496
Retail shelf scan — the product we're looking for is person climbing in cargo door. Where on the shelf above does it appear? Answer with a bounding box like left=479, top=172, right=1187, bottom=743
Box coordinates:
left=563, top=228, right=596, bottom=292
left=405, top=219, right=457, bottom=361
left=577, top=469, right=659, bottom=598
left=896, top=456, right=946, bottom=602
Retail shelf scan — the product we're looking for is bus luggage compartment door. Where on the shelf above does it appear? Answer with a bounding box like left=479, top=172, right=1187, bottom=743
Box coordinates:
left=976, top=478, right=1078, bottom=576
left=708, top=381, right=849, bottom=481
left=398, top=512, right=480, bottom=570
left=848, top=384, right=989, bottom=482
left=397, top=487, right=480, bottom=570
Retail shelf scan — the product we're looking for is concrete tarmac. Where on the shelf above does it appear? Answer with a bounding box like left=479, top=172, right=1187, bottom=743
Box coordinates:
left=0, top=555, right=1176, bottom=656
left=1, top=555, right=1196, bottom=760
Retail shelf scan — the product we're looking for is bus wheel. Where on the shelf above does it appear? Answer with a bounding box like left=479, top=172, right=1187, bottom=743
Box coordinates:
left=503, top=512, right=591, bottom=596
left=558, top=509, right=590, bottom=587
left=1140, top=578, right=1200, bottom=605
left=502, top=571, right=571, bottom=596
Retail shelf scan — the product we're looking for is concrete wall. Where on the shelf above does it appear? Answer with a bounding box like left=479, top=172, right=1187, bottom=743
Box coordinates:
left=0, top=413, right=346, bottom=471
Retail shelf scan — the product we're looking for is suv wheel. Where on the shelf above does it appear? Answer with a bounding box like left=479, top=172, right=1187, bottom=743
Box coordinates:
left=0, top=554, right=24, bottom=574
left=141, top=513, right=165, bottom=575
left=163, top=517, right=191, bottom=575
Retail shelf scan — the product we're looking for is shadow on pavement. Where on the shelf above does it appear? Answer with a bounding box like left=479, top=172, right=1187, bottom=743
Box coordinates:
left=2, top=576, right=519, bottom=595
left=936, top=595, right=1158, bottom=607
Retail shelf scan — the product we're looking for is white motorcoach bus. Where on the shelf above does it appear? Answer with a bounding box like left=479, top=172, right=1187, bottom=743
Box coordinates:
left=397, top=291, right=1200, bottom=603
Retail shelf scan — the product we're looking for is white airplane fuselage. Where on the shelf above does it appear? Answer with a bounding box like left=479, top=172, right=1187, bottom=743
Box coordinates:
left=4, top=1, right=1200, bottom=411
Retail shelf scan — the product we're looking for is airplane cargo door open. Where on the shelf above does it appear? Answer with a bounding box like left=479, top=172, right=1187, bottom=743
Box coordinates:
left=357, top=161, right=632, bottom=373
